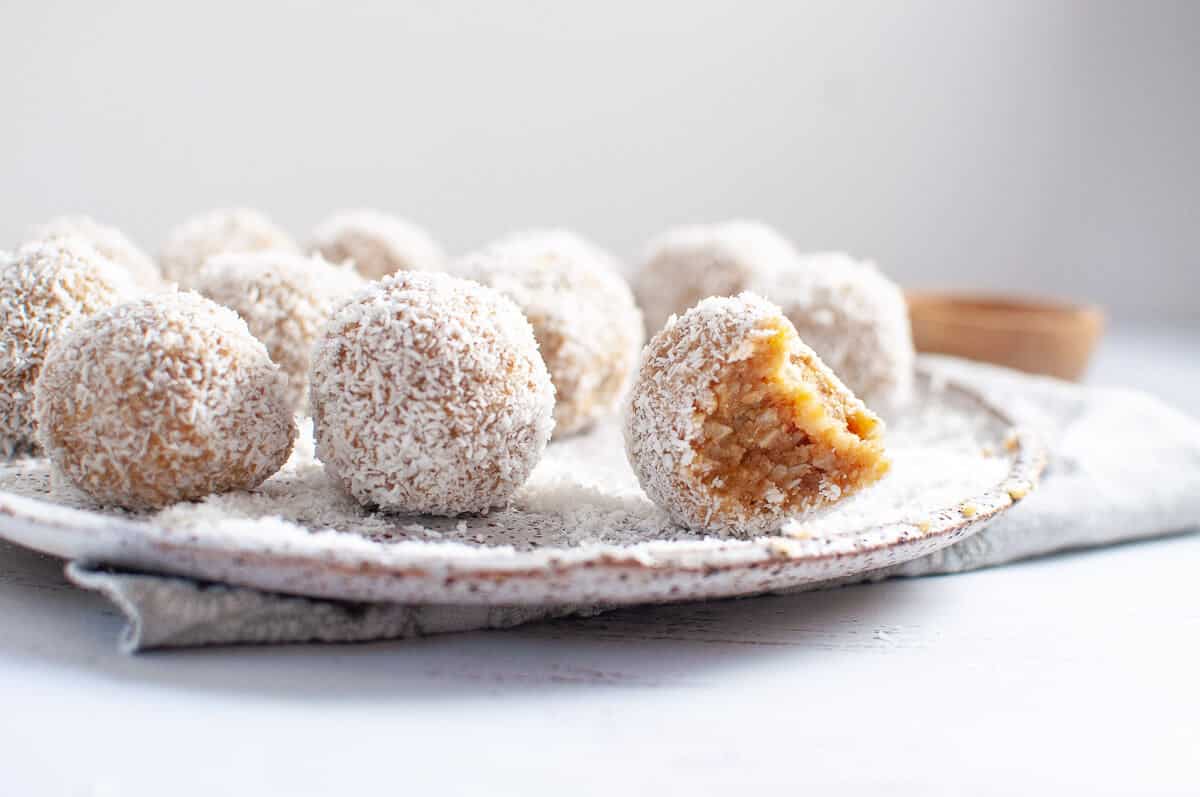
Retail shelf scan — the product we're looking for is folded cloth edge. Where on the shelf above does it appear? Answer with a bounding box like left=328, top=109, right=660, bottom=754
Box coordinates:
left=66, top=562, right=602, bottom=654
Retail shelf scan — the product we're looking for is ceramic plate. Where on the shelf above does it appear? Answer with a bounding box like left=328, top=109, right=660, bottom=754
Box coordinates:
left=0, top=370, right=1044, bottom=606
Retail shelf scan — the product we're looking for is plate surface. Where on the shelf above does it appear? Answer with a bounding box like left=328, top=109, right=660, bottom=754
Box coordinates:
left=0, top=371, right=1043, bottom=606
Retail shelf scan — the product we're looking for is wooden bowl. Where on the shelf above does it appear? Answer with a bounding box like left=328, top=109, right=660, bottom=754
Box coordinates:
left=906, top=292, right=1105, bottom=381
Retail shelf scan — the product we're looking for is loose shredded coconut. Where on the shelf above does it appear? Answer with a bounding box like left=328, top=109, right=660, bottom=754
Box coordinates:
left=33, top=292, right=296, bottom=510
left=308, top=271, right=555, bottom=515
left=194, top=251, right=364, bottom=412
left=0, top=239, right=137, bottom=456
left=634, top=220, right=801, bottom=336
left=757, top=252, right=916, bottom=415
left=458, top=229, right=643, bottom=438
left=160, top=208, right=297, bottom=287
left=27, top=215, right=163, bottom=291
left=309, top=209, right=444, bottom=279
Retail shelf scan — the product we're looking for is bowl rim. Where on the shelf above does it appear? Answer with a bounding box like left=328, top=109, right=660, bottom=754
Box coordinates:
left=906, top=291, right=1105, bottom=335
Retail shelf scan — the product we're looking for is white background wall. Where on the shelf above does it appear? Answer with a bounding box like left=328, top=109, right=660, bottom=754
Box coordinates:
left=1, top=0, right=1196, bottom=319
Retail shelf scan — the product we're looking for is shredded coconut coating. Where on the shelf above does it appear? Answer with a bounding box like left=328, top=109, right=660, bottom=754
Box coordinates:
left=634, top=220, right=801, bottom=336
left=194, top=252, right=364, bottom=412
left=758, top=253, right=916, bottom=414
left=625, top=293, right=888, bottom=536
left=160, top=208, right=298, bottom=287
left=0, top=239, right=136, bottom=456
left=309, top=271, right=555, bottom=516
left=458, top=229, right=644, bottom=438
left=309, top=209, right=444, bottom=280
left=33, top=292, right=297, bottom=510
left=28, top=216, right=163, bottom=291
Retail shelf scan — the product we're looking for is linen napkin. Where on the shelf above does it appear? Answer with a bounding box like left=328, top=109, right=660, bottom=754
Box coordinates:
left=63, top=356, right=1200, bottom=651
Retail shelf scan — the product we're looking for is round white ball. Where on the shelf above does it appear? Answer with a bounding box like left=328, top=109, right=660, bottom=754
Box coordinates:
left=0, top=239, right=136, bottom=456
left=624, top=292, right=887, bottom=535
left=309, top=209, right=444, bottom=279
left=758, top=253, right=915, bottom=413
left=28, top=216, right=162, bottom=290
left=460, top=229, right=643, bottom=438
left=34, top=292, right=297, bottom=510
left=310, top=271, right=554, bottom=515
left=194, top=251, right=364, bottom=412
left=634, top=220, right=800, bottom=336
left=160, top=208, right=297, bottom=287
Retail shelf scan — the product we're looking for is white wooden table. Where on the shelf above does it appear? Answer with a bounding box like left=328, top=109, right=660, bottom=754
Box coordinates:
left=2, top=322, right=1197, bottom=796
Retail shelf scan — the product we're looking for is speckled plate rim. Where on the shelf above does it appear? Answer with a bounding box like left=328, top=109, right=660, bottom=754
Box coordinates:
left=0, top=376, right=1046, bottom=606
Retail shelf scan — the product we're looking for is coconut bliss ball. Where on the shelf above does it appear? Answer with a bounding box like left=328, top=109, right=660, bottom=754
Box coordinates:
left=34, top=292, right=297, bottom=510
left=625, top=293, right=888, bottom=536
left=28, top=216, right=163, bottom=291
left=759, top=252, right=915, bottom=414
left=0, top=239, right=137, bottom=456
left=459, top=229, right=643, bottom=438
left=194, top=251, right=365, bottom=412
left=634, top=220, right=801, bottom=336
left=309, top=271, right=555, bottom=516
left=160, top=208, right=297, bottom=287
left=485, top=228, right=622, bottom=269
left=309, top=209, right=444, bottom=280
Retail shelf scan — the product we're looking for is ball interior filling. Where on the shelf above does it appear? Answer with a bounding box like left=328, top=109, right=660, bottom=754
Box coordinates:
left=693, top=318, right=888, bottom=516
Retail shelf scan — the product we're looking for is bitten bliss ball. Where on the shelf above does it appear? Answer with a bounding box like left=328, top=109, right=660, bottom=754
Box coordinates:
left=459, top=230, right=643, bottom=438
left=160, top=208, right=297, bottom=287
left=625, top=293, right=889, bottom=535
left=194, top=252, right=364, bottom=412
left=309, top=271, right=555, bottom=516
left=634, top=220, right=800, bottom=336
left=0, top=239, right=135, bottom=456
left=28, top=216, right=163, bottom=290
left=762, top=253, right=916, bottom=413
left=33, top=293, right=297, bottom=510
left=309, top=209, right=444, bottom=279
